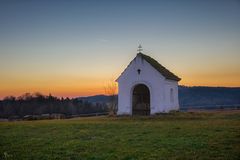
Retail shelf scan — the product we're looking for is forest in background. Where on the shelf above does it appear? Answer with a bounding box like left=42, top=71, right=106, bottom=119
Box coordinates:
left=0, top=93, right=107, bottom=119
left=0, top=86, right=240, bottom=119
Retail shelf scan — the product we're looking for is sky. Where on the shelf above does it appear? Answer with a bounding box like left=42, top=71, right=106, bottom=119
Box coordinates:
left=0, top=0, right=240, bottom=99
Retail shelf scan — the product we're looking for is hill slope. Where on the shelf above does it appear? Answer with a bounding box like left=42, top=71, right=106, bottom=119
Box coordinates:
left=0, top=111, right=239, bottom=159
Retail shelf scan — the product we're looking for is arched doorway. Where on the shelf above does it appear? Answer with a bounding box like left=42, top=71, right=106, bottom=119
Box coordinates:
left=132, top=84, right=150, bottom=115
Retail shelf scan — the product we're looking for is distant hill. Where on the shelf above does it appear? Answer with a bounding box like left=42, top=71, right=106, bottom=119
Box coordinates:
left=78, top=86, right=240, bottom=108
left=178, top=86, right=240, bottom=107
left=78, top=94, right=113, bottom=104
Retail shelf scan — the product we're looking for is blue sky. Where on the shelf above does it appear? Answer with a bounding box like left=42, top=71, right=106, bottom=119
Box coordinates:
left=0, top=0, right=240, bottom=98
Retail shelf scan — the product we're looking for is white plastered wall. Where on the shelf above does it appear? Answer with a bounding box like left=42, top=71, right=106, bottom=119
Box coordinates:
left=117, top=54, right=179, bottom=115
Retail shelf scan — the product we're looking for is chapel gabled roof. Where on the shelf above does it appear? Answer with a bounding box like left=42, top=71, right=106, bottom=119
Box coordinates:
left=116, top=52, right=181, bottom=82
left=137, top=52, right=181, bottom=81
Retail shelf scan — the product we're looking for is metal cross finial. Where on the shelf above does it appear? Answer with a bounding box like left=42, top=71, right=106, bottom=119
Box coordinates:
left=137, top=44, right=143, bottom=53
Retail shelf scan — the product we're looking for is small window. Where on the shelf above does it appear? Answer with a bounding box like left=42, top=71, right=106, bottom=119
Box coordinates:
left=170, top=88, right=174, bottom=103
left=137, top=69, right=141, bottom=75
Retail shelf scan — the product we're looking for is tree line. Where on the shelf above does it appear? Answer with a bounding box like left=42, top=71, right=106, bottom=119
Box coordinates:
left=0, top=92, right=108, bottom=119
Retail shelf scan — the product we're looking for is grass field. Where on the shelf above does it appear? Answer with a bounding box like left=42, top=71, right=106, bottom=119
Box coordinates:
left=0, top=111, right=240, bottom=160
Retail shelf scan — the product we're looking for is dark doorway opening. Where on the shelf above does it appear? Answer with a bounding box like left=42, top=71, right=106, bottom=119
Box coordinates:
left=132, top=84, right=150, bottom=115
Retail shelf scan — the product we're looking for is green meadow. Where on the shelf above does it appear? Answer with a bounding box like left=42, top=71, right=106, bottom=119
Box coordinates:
left=0, top=111, right=239, bottom=160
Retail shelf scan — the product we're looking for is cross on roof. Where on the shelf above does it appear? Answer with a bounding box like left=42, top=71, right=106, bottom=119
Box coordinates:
left=137, top=44, right=143, bottom=53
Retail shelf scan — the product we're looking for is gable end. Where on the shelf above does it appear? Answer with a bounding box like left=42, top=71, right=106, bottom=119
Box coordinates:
left=116, top=52, right=181, bottom=82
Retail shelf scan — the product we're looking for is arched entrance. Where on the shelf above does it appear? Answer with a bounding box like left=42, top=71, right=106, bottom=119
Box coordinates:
left=132, top=84, right=150, bottom=115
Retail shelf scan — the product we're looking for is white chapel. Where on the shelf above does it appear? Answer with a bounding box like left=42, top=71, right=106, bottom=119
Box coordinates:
left=116, top=47, right=181, bottom=115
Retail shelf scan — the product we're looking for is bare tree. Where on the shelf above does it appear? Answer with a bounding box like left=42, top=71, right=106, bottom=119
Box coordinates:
left=104, top=80, right=117, bottom=116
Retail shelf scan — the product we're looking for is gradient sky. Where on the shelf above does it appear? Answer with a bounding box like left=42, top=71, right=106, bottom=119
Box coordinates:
left=0, top=0, right=240, bottom=99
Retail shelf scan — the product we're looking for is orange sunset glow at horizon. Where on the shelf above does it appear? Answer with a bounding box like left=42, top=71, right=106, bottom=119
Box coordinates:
left=0, top=1, right=240, bottom=99
left=1, top=58, right=240, bottom=100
